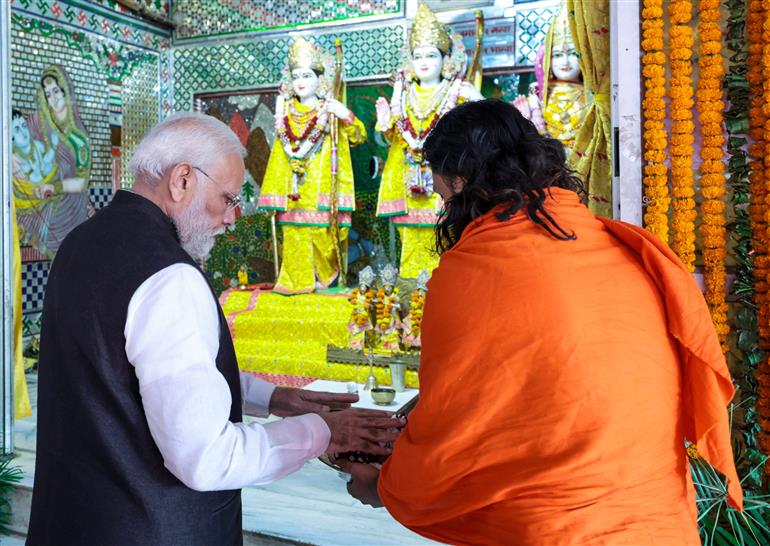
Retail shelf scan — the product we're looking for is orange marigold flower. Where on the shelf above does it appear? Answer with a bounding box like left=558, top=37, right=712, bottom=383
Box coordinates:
left=701, top=200, right=726, bottom=214
left=702, top=186, right=726, bottom=200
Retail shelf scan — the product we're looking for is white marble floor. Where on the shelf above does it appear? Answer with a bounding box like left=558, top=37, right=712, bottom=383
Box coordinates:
left=11, top=372, right=435, bottom=546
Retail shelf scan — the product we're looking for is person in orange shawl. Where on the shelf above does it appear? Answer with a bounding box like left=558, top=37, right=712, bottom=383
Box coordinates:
left=340, top=99, right=742, bottom=545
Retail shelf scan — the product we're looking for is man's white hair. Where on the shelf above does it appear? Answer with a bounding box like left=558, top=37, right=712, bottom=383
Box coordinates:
left=128, top=112, right=246, bottom=184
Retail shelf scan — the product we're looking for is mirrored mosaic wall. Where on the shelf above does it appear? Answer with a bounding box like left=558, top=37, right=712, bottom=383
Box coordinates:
left=516, top=3, right=558, bottom=65
left=173, top=24, right=406, bottom=110
left=95, top=0, right=171, bottom=21
left=174, top=0, right=402, bottom=40
left=122, top=60, right=161, bottom=188
left=11, top=10, right=164, bottom=335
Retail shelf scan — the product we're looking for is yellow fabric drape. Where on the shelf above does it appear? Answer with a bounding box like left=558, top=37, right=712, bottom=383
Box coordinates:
left=567, top=0, right=613, bottom=218
left=13, top=197, right=32, bottom=420
left=224, top=290, right=420, bottom=387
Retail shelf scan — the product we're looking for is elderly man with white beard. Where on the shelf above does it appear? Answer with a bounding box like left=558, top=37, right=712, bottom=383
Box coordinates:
left=27, top=112, right=404, bottom=546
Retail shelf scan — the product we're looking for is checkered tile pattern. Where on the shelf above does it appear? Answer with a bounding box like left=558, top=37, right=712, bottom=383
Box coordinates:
left=89, top=185, right=115, bottom=210
left=21, top=261, right=50, bottom=314
left=22, top=311, right=43, bottom=338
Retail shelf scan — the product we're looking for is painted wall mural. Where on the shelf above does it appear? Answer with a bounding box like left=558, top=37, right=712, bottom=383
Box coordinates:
left=13, top=65, right=93, bottom=259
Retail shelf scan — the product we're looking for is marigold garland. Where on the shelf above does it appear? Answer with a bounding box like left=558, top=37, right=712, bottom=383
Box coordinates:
left=406, top=290, right=426, bottom=339
left=749, top=0, right=770, bottom=467
left=668, top=0, right=696, bottom=271
left=347, top=287, right=374, bottom=332
left=695, top=0, right=728, bottom=349
left=641, top=0, right=670, bottom=241
left=375, top=287, right=399, bottom=333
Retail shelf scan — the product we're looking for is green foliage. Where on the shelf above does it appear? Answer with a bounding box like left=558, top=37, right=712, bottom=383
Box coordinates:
left=206, top=213, right=275, bottom=295
left=692, top=451, right=770, bottom=546
left=724, top=0, right=766, bottom=494
left=0, top=457, right=22, bottom=536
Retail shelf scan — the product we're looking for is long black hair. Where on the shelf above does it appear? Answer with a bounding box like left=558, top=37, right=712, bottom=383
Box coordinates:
left=424, top=99, right=586, bottom=253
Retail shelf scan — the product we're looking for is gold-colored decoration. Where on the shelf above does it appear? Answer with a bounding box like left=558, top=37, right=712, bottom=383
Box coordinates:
left=409, top=3, right=451, bottom=54
left=288, top=36, right=324, bottom=73
left=551, top=4, right=572, bottom=50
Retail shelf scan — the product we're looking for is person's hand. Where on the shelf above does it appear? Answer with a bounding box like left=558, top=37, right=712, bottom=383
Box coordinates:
left=375, top=97, right=391, bottom=131
left=319, top=408, right=404, bottom=456
left=269, top=386, right=358, bottom=417
left=338, top=459, right=383, bottom=507
left=325, top=98, right=352, bottom=121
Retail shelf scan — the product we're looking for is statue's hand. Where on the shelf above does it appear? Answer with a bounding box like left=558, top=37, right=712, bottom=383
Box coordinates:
left=274, top=95, right=285, bottom=130
left=513, top=94, right=532, bottom=119
left=375, top=97, right=392, bottom=131
left=392, top=77, right=404, bottom=103
left=459, top=81, right=483, bottom=102
left=50, top=129, right=59, bottom=148
left=326, top=98, right=352, bottom=121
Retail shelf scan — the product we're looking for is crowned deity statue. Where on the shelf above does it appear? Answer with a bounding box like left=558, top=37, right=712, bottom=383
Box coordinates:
left=374, top=264, right=402, bottom=353
left=258, top=37, right=367, bottom=295
left=513, top=5, right=587, bottom=152
left=375, top=3, right=482, bottom=279
left=402, top=269, right=430, bottom=349
left=347, top=265, right=376, bottom=350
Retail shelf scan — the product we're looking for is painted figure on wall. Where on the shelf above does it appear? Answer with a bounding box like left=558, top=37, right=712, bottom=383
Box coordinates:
left=375, top=3, right=482, bottom=279
left=8, top=112, right=33, bottom=421
left=513, top=5, right=587, bottom=153
left=15, top=65, right=92, bottom=258
left=258, top=37, right=367, bottom=294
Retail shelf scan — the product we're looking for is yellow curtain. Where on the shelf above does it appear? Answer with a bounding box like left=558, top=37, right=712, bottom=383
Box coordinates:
left=567, top=0, right=613, bottom=218
left=13, top=198, right=32, bottom=420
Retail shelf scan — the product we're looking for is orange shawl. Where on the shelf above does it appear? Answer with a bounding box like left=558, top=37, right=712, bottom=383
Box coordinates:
left=379, top=189, right=741, bottom=545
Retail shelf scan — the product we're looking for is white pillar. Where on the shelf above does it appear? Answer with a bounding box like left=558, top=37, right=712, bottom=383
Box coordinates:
left=1, top=0, right=15, bottom=455
left=610, top=0, right=643, bottom=225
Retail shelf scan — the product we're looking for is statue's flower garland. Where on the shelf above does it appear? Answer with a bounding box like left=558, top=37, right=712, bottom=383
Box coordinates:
left=375, top=287, right=400, bottom=333
left=405, top=289, right=426, bottom=340
left=696, top=0, right=729, bottom=348
left=668, top=0, right=697, bottom=270
left=640, top=0, right=670, bottom=242
left=347, top=287, right=374, bottom=333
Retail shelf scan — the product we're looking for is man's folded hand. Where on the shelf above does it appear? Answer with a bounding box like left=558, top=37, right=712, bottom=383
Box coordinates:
left=319, top=408, right=406, bottom=455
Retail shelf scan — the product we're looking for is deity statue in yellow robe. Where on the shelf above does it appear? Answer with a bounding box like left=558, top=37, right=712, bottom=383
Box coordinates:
left=258, top=37, right=366, bottom=294
left=375, top=3, right=482, bottom=279
left=513, top=5, right=587, bottom=153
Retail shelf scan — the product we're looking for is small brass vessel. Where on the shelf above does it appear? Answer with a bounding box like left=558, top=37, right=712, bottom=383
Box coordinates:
left=370, top=387, right=396, bottom=405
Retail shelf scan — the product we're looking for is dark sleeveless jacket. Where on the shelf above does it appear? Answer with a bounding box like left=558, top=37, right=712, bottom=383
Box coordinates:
left=27, top=190, right=243, bottom=546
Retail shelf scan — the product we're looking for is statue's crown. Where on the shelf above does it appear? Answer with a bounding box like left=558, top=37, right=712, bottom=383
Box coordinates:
left=409, top=3, right=451, bottom=54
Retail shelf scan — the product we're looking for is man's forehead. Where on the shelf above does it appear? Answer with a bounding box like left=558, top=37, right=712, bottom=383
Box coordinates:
left=209, top=155, right=244, bottom=189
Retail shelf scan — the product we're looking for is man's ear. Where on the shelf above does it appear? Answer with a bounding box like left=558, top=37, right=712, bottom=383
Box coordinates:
left=168, top=163, right=193, bottom=203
